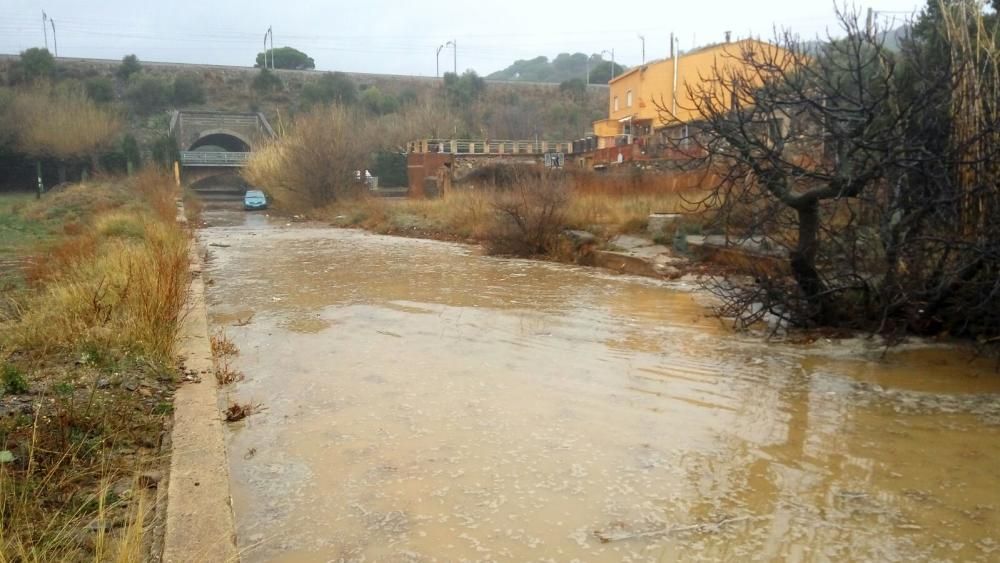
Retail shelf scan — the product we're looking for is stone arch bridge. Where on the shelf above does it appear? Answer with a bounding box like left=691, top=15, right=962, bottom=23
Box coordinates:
left=169, top=110, right=275, bottom=189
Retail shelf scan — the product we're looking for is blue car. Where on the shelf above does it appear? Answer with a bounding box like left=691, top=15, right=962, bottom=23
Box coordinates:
left=244, top=189, right=268, bottom=210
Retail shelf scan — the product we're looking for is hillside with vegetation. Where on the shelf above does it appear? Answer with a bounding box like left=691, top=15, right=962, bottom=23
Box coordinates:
left=0, top=52, right=606, bottom=191
left=486, top=52, right=627, bottom=84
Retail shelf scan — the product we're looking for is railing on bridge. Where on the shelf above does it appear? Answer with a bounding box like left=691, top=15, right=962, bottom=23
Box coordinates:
left=168, top=110, right=277, bottom=139
left=407, top=139, right=575, bottom=156
left=179, top=151, right=251, bottom=167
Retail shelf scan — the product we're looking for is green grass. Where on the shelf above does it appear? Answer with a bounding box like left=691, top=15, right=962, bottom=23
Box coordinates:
left=0, top=193, right=52, bottom=255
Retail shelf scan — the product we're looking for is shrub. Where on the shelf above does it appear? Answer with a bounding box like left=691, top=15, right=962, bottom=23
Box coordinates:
left=484, top=170, right=569, bottom=256
left=122, top=134, right=141, bottom=168
left=301, top=72, right=357, bottom=107
left=442, top=70, right=485, bottom=107
left=361, top=86, right=399, bottom=115
left=117, top=54, right=142, bottom=80
left=1, top=363, right=29, bottom=394
left=172, top=73, right=205, bottom=105
left=244, top=104, right=372, bottom=208
left=125, top=75, right=171, bottom=113
left=371, top=151, right=407, bottom=187
left=252, top=69, right=283, bottom=95
left=559, top=78, right=587, bottom=100
left=84, top=76, right=115, bottom=103
left=150, top=135, right=179, bottom=168
left=10, top=83, right=122, bottom=176
left=16, top=48, right=56, bottom=83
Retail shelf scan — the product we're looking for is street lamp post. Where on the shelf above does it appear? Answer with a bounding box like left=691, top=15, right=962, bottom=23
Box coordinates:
left=436, top=44, right=444, bottom=78
left=42, top=11, right=48, bottom=51
left=601, top=49, right=616, bottom=80
left=263, top=26, right=275, bottom=70
left=446, top=40, right=457, bottom=75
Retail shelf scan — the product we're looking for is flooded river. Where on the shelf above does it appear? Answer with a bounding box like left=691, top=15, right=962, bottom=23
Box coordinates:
left=201, top=210, right=1000, bottom=562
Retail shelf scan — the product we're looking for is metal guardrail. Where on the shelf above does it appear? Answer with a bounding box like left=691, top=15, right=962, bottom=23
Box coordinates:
left=180, top=151, right=251, bottom=167
left=407, top=139, right=575, bottom=156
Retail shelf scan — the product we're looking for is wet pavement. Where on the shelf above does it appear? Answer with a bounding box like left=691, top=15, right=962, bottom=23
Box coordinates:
left=201, top=209, right=1000, bottom=562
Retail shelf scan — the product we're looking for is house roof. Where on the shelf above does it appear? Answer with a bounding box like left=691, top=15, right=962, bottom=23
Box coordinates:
left=608, top=38, right=772, bottom=86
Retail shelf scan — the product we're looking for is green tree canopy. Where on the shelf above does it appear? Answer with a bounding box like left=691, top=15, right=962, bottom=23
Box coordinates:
left=487, top=52, right=624, bottom=84
left=256, top=47, right=315, bottom=70
left=443, top=71, right=485, bottom=107
left=588, top=60, right=627, bottom=85
left=117, top=54, right=142, bottom=80
left=16, top=48, right=56, bottom=83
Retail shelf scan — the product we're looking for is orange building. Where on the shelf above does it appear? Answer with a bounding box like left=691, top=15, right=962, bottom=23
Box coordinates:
left=592, top=39, right=788, bottom=150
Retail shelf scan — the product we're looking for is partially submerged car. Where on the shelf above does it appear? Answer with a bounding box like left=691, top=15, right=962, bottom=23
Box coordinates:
left=243, top=189, right=268, bottom=210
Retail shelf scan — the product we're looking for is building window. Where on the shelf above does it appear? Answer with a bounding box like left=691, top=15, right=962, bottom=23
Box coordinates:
left=626, top=90, right=633, bottom=108
left=614, top=96, right=619, bottom=112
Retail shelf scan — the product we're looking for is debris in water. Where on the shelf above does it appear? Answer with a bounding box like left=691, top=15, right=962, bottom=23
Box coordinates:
left=233, top=313, right=255, bottom=326
left=224, top=401, right=262, bottom=422
left=593, top=515, right=756, bottom=543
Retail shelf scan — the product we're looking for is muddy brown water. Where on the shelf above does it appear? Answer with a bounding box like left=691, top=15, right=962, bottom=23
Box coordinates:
left=201, top=210, right=1000, bottom=562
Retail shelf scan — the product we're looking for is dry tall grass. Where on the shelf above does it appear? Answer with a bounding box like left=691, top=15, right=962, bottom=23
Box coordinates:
left=325, top=167, right=712, bottom=257
left=0, top=172, right=186, bottom=561
left=10, top=182, right=188, bottom=362
left=245, top=101, right=464, bottom=210
left=9, top=82, right=122, bottom=166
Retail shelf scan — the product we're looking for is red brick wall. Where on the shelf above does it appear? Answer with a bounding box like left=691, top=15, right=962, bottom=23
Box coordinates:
left=407, top=153, right=453, bottom=198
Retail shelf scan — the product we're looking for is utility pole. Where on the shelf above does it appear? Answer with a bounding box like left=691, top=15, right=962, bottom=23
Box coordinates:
left=264, top=26, right=275, bottom=70
left=601, top=49, right=616, bottom=80
left=585, top=54, right=590, bottom=85
left=670, top=33, right=678, bottom=116
left=449, top=40, right=457, bottom=74
left=263, top=28, right=269, bottom=69
left=50, top=18, right=57, bottom=57
left=42, top=11, right=48, bottom=51
left=638, top=34, right=645, bottom=64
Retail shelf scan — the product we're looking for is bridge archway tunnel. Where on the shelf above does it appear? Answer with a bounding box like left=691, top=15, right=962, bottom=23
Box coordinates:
left=189, top=131, right=252, bottom=153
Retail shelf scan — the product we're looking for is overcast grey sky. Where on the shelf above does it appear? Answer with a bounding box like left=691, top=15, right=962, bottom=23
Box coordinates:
left=4, top=1, right=924, bottom=76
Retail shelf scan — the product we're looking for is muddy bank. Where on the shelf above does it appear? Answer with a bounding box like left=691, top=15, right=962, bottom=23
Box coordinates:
left=201, top=209, right=1000, bottom=562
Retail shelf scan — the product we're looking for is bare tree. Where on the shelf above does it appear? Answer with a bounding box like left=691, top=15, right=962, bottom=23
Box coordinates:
left=657, top=5, right=1000, bottom=340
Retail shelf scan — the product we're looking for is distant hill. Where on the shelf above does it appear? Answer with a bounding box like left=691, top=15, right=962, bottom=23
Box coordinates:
left=802, top=24, right=911, bottom=53
left=487, top=53, right=627, bottom=84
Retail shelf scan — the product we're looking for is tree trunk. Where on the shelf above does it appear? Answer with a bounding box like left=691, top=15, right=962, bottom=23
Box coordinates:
left=790, top=202, right=828, bottom=324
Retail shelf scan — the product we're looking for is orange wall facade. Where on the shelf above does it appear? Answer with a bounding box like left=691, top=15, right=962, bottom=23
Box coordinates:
left=598, top=39, right=787, bottom=136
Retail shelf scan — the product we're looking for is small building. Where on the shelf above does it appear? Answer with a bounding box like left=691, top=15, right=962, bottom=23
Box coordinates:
left=590, top=39, right=789, bottom=163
